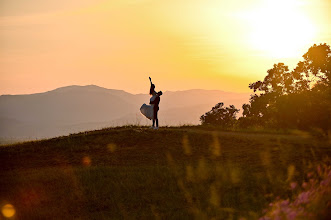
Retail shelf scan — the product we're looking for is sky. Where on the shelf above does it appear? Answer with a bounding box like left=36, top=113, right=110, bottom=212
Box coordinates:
left=0, top=0, right=330, bottom=95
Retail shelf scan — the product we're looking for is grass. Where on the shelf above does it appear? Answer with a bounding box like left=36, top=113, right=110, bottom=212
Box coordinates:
left=0, top=126, right=330, bottom=219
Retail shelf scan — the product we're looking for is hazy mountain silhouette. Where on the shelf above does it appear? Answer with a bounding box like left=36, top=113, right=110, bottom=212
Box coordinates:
left=0, top=85, right=249, bottom=142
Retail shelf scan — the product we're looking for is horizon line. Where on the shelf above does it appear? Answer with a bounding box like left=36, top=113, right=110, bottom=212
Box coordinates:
left=1, top=84, right=251, bottom=96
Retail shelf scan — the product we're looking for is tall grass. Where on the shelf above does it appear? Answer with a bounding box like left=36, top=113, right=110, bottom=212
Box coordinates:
left=0, top=126, right=330, bottom=219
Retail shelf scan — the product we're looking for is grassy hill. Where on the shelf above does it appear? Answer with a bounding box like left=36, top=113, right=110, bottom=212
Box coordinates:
left=0, top=126, right=330, bottom=219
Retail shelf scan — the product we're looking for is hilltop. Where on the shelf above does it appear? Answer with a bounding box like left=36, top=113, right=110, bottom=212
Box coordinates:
left=0, top=126, right=330, bottom=219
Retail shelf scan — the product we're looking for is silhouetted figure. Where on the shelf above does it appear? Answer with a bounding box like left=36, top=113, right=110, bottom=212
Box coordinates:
left=150, top=91, right=162, bottom=129
left=140, top=77, right=163, bottom=128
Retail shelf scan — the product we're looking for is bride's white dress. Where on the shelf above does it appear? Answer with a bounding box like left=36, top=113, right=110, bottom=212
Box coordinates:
left=140, top=94, right=156, bottom=120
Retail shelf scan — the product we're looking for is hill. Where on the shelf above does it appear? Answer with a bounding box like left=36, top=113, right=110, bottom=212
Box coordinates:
left=0, top=126, right=330, bottom=219
left=0, top=85, right=249, bottom=141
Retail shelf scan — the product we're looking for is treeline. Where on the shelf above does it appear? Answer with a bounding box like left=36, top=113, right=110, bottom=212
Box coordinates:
left=201, top=43, right=331, bottom=133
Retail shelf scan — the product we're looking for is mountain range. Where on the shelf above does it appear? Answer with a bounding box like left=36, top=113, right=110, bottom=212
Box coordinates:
left=0, top=85, right=250, bottom=142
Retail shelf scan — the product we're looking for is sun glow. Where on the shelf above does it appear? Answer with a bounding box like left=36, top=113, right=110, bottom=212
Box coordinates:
left=0, top=0, right=329, bottom=95
left=243, top=0, right=317, bottom=58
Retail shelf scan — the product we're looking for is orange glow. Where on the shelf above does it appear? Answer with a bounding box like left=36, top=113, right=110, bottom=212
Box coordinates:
left=82, top=156, right=91, bottom=166
left=1, top=204, right=16, bottom=218
left=0, top=0, right=330, bottom=95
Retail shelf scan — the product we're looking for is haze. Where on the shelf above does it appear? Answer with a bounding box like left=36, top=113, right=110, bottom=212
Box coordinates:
left=1, top=0, right=330, bottom=95
left=0, top=85, right=250, bottom=141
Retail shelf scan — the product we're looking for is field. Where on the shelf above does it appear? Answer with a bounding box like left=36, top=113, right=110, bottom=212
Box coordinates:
left=0, top=126, right=330, bottom=219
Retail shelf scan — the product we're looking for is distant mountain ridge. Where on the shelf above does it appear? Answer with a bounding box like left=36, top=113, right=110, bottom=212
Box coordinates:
left=0, top=85, right=250, bottom=142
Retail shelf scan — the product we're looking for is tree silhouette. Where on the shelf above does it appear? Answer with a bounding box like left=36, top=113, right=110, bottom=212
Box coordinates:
left=200, top=43, right=330, bottom=132
left=303, top=43, right=331, bottom=85
left=239, top=43, right=331, bottom=132
left=200, top=103, right=239, bottom=127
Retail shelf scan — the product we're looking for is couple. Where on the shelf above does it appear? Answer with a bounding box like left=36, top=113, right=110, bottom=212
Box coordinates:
left=140, top=77, right=162, bottom=129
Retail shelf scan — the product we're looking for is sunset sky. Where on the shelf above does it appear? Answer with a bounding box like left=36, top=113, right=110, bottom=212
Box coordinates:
left=1, top=0, right=330, bottom=95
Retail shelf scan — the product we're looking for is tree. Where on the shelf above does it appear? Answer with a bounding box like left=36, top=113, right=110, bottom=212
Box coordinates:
left=200, top=103, right=239, bottom=127
left=239, top=43, right=331, bottom=132
left=302, top=43, right=331, bottom=85
left=249, top=63, right=294, bottom=95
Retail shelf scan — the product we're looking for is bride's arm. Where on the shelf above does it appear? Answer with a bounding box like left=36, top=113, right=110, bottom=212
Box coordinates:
left=149, top=77, right=156, bottom=95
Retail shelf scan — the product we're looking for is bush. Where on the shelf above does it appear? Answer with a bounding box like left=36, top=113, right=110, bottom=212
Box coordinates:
left=200, top=103, right=239, bottom=128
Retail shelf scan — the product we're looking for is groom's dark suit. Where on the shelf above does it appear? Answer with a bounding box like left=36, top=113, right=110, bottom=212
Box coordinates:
left=150, top=96, right=160, bottom=119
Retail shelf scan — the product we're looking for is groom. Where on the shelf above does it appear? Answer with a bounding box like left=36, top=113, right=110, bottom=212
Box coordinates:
left=150, top=91, right=162, bottom=129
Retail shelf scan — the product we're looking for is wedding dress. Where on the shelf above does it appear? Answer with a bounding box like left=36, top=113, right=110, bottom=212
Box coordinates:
left=140, top=93, right=156, bottom=120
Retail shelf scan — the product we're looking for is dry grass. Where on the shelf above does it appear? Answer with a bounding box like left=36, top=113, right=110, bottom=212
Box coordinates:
left=0, top=126, right=330, bottom=219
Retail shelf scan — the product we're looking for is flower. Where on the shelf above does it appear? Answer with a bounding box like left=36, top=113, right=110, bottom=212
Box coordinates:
left=259, top=164, right=331, bottom=220
left=290, top=182, right=297, bottom=190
